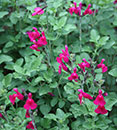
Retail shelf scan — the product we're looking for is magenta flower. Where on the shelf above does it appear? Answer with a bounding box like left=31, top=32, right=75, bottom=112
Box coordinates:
left=48, top=92, right=55, bottom=96
left=97, top=59, right=108, bottom=73
left=95, top=105, right=108, bottom=114
left=56, top=45, right=70, bottom=74
left=69, top=2, right=82, bottom=16
left=78, top=58, right=90, bottom=72
left=0, top=113, right=3, bottom=118
left=13, top=88, right=24, bottom=100
left=93, top=89, right=106, bottom=106
left=25, top=110, right=30, bottom=118
left=78, top=89, right=93, bottom=105
left=83, top=4, right=93, bottom=15
left=24, top=93, right=37, bottom=110
left=114, top=0, right=117, bottom=4
left=32, top=7, right=44, bottom=16
left=9, top=94, right=17, bottom=105
left=68, top=67, right=79, bottom=82
left=78, top=93, right=83, bottom=105
left=104, top=92, right=108, bottom=96
left=27, top=27, right=47, bottom=51
left=26, top=121, right=34, bottom=129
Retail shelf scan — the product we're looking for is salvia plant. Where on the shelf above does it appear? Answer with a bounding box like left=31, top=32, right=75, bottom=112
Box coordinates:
left=0, top=0, right=117, bottom=130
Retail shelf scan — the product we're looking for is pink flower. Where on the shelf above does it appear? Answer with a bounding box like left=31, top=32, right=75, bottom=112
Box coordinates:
left=97, top=59, right=108, bottom=73
left=30, top=44, right=40, bottom=51
left=69, top=2, right=82, bottom=16
left=48, top=92, right=55, bottom=96
left=0, top=113, right=2, bottom=118
left=27, top=27, right=47, bottom=51
left=9, top=94, right=17, bottom=105
left=95, top=105, right=108, bottom=114
left=114, top=0, right=117, bottom=4
left=56, top=45, right=70, bottom=74
left=25, top=110, right=30, bottom=118
left=68, top=67, right=79, bottom=82
left=104, top=92, right=108, bottom=96
left=78, top=89, right=93, bottom=105
left=26, top=121, right=34, bottom=129
left=94, top=89, right=106, bottom=106
left=24, top=93, right=37, bottom=110
left=78, top=58, right=90, bottom=72
left=83, top=4, right=93, bottom=15
left=32, top=7, right=44, bottom=16
left=78, top=93, right=83, bottom=105
left=13, top=88, right=24, bottom=100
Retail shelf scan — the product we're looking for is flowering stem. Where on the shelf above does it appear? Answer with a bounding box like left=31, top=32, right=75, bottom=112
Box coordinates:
left=79, top=16, right=82, bottom=52
left=29, top=109, right=37, bottom=130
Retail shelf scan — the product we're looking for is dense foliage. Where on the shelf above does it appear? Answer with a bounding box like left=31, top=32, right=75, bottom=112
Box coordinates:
left=0, top=0, right=117, bottom=130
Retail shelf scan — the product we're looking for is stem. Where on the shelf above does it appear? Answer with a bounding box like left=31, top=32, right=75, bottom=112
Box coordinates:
left=79, top=16, right=82, bottom=52
left=29, top=109, right=37, bottom=130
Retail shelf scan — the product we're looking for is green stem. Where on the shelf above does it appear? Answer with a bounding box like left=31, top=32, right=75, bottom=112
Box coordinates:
left=29, top=109, right=37, bottom=130
left=79, top=16, right=82, bottom=52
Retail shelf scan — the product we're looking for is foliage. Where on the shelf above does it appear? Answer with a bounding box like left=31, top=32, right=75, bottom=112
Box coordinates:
left=0, top=0, right=117, bottom=130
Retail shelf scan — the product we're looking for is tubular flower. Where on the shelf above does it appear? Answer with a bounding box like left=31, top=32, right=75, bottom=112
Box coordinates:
left=24, top=93, right=37, bottom=110
left=68, top=67, right=79, bottom=82
left=83, top=4, right=93, bottom=15
left=69, top=2, right=82, bottom=16
left=9, top=94, right=17, bottom=105
left=56, top=45, right=70, bottom=74
left=25, top=110, right=30, bottom=118
left=97, top=59, right=108, bottom=73
left=27, top=27, right=47, bottom=51
left=95, top=105, right=108, bottom=114
left=78, top=58, right=90, bottom=72
left=13, top=88, right=24, bottom=100
left=0, top=113, right=3, bottom=118
left=48, top=92, right=55, bottom=96
left=78, top=89, right=93, bottom=105
left=26, top=121, right=34, bottom=129
left=32, top=7, right=44, bottom=16
left=93, top=89, right=106, bottom=106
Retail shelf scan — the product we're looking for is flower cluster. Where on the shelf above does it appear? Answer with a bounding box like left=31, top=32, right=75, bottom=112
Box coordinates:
left=94, top=90, right=108, bottom=114
left=27, top=27, right=47, bottom=51
left=78, top=89, right=108, bottom=114
left=69, top=2, right=97, bottom=16
left=56, top=45, right=70, bottom=74
left=78, top=58, right=90, bottom=72
left=97, top=59, right=108, bottom=73
left=68, top=67, right=79, bottom=82
left=9, top=88, right=24, bottom=105
left=78, top=89, right=93, bottom=105
left=9, top=89, right=37, bottom=129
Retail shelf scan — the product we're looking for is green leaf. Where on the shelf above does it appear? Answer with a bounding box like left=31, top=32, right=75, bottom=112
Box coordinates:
left=56, top=108, right=65, bottom=120
left=90, top=29, right=100, bottom=43
left=40, top=104, right=51, bottom=115
left=95, top=73, right=103, bottom=81
left=45, top=114, right=57, bottom=121
left=0, top=11, right=9, bottom=18
left=109, top=68, right=117, bottom=77
left=39, top=85, right=51, bottom=96
left=98, top=36, right=109, bottom=47
left=103, top=40, right=115, bottom=49
left=2, top=74, right=12, bottom=87
left=0, top=54, right=13, bottom=64
left=51, top=97, right=58, bottom=107
left=58, top=17, right=67, bottom=28
left=59, top=100, right=65, bottom=108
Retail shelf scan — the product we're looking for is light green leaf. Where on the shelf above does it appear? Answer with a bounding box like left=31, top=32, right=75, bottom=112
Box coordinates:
left=0, top=54, right=13, bottom=64
left=90, top=29, right=100, bottom=43
left=0, top=11, right=9, bottom=18
left=40, top=104, right=51, bottom=115
left=109, top=68, right=117, bottom=77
